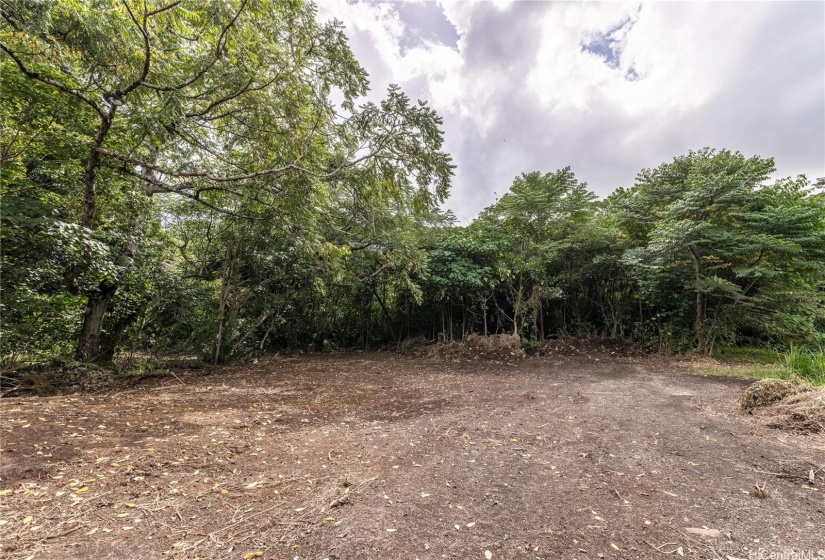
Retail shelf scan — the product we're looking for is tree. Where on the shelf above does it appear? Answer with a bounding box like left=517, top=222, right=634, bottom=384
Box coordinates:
left=619, top=148, right=825, bottom=354
left=478, top=168, right=597, bottom=338
left=2, top=0, right=452, bottom=360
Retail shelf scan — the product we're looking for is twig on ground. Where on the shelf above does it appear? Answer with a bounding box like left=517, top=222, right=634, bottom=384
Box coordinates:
left=208, top=500, right=286, bottom=537
left=644, top=540, right=680, bottom=554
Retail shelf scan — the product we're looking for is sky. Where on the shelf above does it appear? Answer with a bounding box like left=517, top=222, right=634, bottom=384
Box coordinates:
left=316, top=0, right=825, bottom=222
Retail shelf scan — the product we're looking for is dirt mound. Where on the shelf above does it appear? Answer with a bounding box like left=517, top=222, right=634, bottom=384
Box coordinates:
left=464, top=333, right=522, bottom=350
left=1, top=360, right=116, bottom=396
left=762, top=389, right=825, bottom=433
left=399, top=335, right=428, bottom=352
left=529, top=337, right=643, bottom=357
left=405, top=334, right=525, bottom=361
left=739, top=377, right=812, bottom=413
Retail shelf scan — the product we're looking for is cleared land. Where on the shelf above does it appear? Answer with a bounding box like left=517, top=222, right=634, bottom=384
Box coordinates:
left=1, top=352, right=823, bottom=559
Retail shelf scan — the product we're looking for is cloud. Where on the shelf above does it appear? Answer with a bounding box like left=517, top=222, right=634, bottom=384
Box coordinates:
left=317, top=1, right=825, bottom=222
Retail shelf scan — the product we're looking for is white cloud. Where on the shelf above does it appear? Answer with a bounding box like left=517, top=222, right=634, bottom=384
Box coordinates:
left=317, top=1, right=825, bottom=222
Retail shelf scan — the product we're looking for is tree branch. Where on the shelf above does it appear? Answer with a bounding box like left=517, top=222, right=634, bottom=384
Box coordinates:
left=0, top=41, right=107, bottom=119
left=146, top=0, right=181, bottom=17
left=138, top=0, right=247, bottom=92
left=118, top=0, right=152, bottom=97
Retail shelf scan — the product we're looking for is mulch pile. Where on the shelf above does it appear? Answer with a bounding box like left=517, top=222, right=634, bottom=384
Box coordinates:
left=762, top=389, right=825, bottom=433
left=403, top=333, right=525, bottom=361
left=740, top=377, right=825, bottom=433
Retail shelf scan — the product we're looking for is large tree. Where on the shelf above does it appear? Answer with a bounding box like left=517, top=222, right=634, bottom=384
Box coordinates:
left=619, top=148, right=825, bottom=354
left=478, top=168, right=597, bottom=338
left=1, top=0, right=452, bottom=360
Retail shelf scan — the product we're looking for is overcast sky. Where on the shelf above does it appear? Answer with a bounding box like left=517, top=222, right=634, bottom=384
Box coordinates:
left=316, top=0, right=825, bottom=222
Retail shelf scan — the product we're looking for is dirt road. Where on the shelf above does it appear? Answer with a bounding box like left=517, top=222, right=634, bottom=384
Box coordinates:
left=1, top=353, right=823, bottom=559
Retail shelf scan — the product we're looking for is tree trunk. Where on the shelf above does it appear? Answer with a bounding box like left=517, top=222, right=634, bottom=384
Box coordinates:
left=75, top=223, right=142, bottom=362
left=372, top=287, right=397, bottom=343
left=75, top=109, right=119, bottom=362
left=512, top=284, right=523, bottom=336
left=213, top=249, right=233, bottom=364
left=99, top=310, right=139, bottom=363
left=539, top=303, right=545, bottom=341
left=441, top=306, right=446, bottom=341
left=691, top=246, right=707, bottom=354
left=77, top=285, right=117, bottom=361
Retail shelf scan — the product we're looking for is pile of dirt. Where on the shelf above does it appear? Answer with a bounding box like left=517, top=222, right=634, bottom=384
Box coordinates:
left=529, top=337, right=643, bottom=357
left=399, top=336, right=429, bottom=352
left=762, top=389, right=825, bottom=433
left=739, top=377, right=812, bottom=413
left=406, top=333, right=525, bottom=361
left=1, top=360, right=116, bottom=396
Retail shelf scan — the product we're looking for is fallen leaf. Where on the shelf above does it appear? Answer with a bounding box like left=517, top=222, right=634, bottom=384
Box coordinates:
left=74, top=486, right=89, bottom=493
left=243, top=552, right=263, bottom=559
left=125, top=503, right=136, bottom=508
left=0, top=489, right=11, bottom=496
left=466, top=522, right=476, bottom=528
left=420, top=492, right=431, bottom=498
left=220, top=489, right=229, bottom=495
left=485, top=551, right=493, bottom=560
left=610, top=543, right=621, bottom=551
left=677, top=547, right=684, bottom=556
left=22, top=516, right=33, bottom=524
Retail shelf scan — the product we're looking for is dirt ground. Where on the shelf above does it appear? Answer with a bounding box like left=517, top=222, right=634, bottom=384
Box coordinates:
left=1, top=352, right=823, bottom=560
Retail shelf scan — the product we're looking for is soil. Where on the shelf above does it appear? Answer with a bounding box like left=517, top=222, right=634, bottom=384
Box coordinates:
left=1, top=352, right=823, bottom=560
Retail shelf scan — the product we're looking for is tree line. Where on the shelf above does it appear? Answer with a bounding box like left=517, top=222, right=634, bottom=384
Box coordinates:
left=2, top=1, right=824, bottom=366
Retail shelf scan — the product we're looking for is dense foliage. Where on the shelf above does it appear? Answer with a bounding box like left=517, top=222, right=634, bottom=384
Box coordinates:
left=3, top=1, right=824, bottom=366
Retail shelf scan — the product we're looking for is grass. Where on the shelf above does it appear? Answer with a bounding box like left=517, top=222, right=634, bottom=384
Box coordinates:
left=712, top=346, right=783, bottom=364
left=696, top=363, right=787, bottom=381
left=704, top=344, right=825, bottom=386
left=784, top=343, right=825, bottom=386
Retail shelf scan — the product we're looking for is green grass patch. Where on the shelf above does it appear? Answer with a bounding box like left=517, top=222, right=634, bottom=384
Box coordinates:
left=704, top=344, right=824, bottom=386
left=784, top=344, right=825, bottom=386
left=712, top=346, right=782, bottom=364
left=696, top=364, right=786, bottom=381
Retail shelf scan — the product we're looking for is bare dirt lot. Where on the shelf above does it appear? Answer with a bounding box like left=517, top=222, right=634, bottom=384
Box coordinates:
left=1, top=353, right=823, bottom=560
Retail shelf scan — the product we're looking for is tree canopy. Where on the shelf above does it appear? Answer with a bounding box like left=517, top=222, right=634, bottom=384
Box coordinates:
left=2, top=2, right=823, bottom=366
left=2, top=0, right=452, bottom=360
